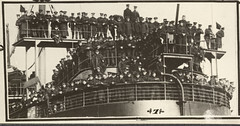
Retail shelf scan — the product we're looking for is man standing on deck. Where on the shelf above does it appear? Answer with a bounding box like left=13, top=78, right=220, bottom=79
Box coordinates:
left=215, top=27, right=224, bottom=50
left=204, top=25, right=214, bottom=49
left=123, top=4, right=132, bottom=21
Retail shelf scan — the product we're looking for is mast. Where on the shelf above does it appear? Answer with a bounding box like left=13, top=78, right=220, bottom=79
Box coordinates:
left=175, top=4, right=180, bottom=30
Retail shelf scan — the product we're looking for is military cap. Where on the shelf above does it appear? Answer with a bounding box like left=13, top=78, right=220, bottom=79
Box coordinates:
left=104, top=14, right=107, bottom=16
left=221, top=27, right=224, bottom=30
left=230, top=82, right=234, bottom=85
left=163, top=18, right=167, bottom=21
left=193, top=22, right=197, bottom=25
left=46, top=10, right=50, bottom=13
left=16, top=14, right=20, bottom=16
left=66, top=55, right=70, bottom=57
left=198, top=24, right=202, bottom=27
left=109, top=15, right=113, bottom=18
left=164, top=21, right=169, bottom=24
left=154, top=17, right=158, bottom=20
left=77, top=12, right=80, bottom=15
left=60, top=10, right=63, bottom=13
left=148, top=17, right=152, bottom=20
left=82, top=12, right=85, bottom=14
left=126, top=4, right=130, bottom=7
left=63, top=11, right=67, bottom=14
left=208, top=25, right=212, bottom=27
left=134, top=6, right=137, bottom=8
left=53, top=69, right=56, bottom=71
left=61, top=58, right=65, bottom=60
left=187, top=23, right=192, bottom=26
left=54, top=11, right=58, bottom=14
left=71, top=13, right=74, bottom=15
left=139, top=17, right=144, bottom=20
left=91, top=12, right=95, bottom=15
left=100, top=13, right=104, bottom=15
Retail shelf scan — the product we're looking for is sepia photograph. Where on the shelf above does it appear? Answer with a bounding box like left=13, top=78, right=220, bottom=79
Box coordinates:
left=0, top=0, right=239, bottom=122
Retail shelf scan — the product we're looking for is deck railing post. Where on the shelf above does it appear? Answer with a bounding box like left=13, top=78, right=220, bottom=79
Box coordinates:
left=212, top=88, right=215, bottom=104
left=83, top=91, right=85, bottom=107
left=135, top=84, right=137, bottom=101
left=107, top=87, right=109, bottom=103
left=164, top=83, right=166, bottom=100
left=192, top=85, right=194, bottom=101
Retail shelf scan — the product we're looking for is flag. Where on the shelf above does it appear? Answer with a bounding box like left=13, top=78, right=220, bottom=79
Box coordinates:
left=20, top=5, right=26, bottom=12
left=216, top=22, right=221, bottom=29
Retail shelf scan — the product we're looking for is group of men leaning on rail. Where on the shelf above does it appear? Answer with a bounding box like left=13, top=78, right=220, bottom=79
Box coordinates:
left=15, top=4, right=224, bottom=51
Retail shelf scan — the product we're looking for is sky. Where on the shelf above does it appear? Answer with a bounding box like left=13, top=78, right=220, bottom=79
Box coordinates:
left=2, top=2, right=239, bottom=116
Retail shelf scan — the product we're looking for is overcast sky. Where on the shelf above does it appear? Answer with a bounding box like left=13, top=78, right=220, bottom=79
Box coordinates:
left=2, top=2, right=238, bottom=115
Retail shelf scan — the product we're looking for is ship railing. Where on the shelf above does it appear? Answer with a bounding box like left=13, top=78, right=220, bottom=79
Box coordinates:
left=33, top=82, right=230, bottom=117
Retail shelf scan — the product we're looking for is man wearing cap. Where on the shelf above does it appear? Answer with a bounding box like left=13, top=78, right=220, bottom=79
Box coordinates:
left=167, top=21, right=175, bottom=53
left=97, top=13, right=104, bottom=38
left=17, top=10, right=30, bottom=38
left=118, top=56, right=128, bottom=74
left=45, top=10, right=52, bottom=38
left=15, top=14, right=21, bottom=39
left=179, top=15, right=188, bottom=27
left=132, top=17, right=141, bottom=38
left=215, top=27, right=224, bottom=50
left=29, top=11, right=38, bottom=37
left=155, top=56, right=165, bottom=80
left=153, top=17, right=159, bottom=31
left=102, top=14, right=108, bottom=38
left=132, top=6, right=140, bottom=22
left=191, top=22, right=197, bottom=40
left=123, top=4, right=132, bottom=21
left=186, top=22, right=193, bottom=46
left=177, top=20, right=187, bottom=53
left=108, top=15, right=117, bottom=40
left=89, top=13, right=98, bottom=38
left=194, top=24, right=203, bottom=46
left=92, top=50, right=105, bottom=73
left=82, top=12, right=90, bottom=39
left=59, top=11, right=69, bottom=38
left=51, top=11, right=60, bottom=38
left=140, top=17, right=149, bottom=38
left=52, top=69, right=58, bottom=84
left=124, top=16, right=133, bottom=39
left=37, top=9, right=46, bottom=37
left=68, top=13, right=76, bottom=39
left=148, top=18, right=155, bottom=34
left=75, top=12, right=82, bottom=39
left=116, top=16, right=125, bottom=39
left=204, top=25, right=214, bottom=49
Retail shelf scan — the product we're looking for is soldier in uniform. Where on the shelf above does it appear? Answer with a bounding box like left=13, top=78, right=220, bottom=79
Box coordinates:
left=148, top=18, right=155, bottom=34
left=29, top=11, right=38, bottom=37
left=186, top=22, right=193, bottom=52
left=155, top=56, right=165, bottom=81
left=194, top=24, right=203, bottom=46
left=68, top=13, right=76, bottom=39
left=37, top=9, right=46, bottom=37
left=204, top=25, right=214, bottom=49
left=75, top=12, right=82, bottom=39
left=131, top=6, right=140, bottom=22
left=116, top=16, right=125, bottom=40
left=52, top=69, right=58, bottom=85
left=191, top=22, right=197, bottom=41
left=102, top=14, right=108, bottom=38
left=132, top=17, right=141, bottom=39
left=177, top=20, right=187, bottom=53
left=179, top=15, right=188, bottom=27
left=118, top=56, right=128, bottom=74
left=108, top=15, right=117, bottom=40
left=153, top=17, right=159, bottom=32
left=123, top=4, right=132, bottom=21
left=92, top=49, right=105, bottom=74
left=97, top=13, right=104, bottom=38
left=45, top=11, right=52, bottom=38
left=15, top=14, right=21, bottom=39
left=140, top=17, right=149, bottom=39
left=59, top=11, right=69, bottom=38
left=18, top=10, right=30, bottom=38
left=89, top=13, right=98, bottom=39
left=51, top=11, right=60, bottom=38
left=167, top=21, right=175, bottom=53
left=215, top=27, right=224, bottom=50
left=124, top=17, right=133, bottom=39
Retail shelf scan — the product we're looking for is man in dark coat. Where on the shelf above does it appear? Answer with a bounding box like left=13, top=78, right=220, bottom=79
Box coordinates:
left=91, top=50, right=105, bottom=73
left=153, top=17, right=159, bottom=32
left=177, top=20, right=188, bottom=53
left=133, top=17, right=141, bottom=38
left=194, top=24, right=203, bottom=46
left=89, top=13, right=98, bottom=38
left=68, top=13, right=76, bottom=39
left=167, top=21, right=175, bottom=53
left=148, top=18, right=155, bottom=34
left=140, top=17, right=149, bottom=39
left=51, top=11, right=60, bottom=38
left=155, top=56, right=165, bottom=80
left=37, top=9, right=46, bottom=37
left=81, top=12, right=89, bottom=39
left=18, top=11, right=31, bottom=38
left=59, top=11, right=69, bottom=38
left=191, top=22, right=197, bottom=40
left=124, top=17, right=133, bottom=39
left=102, top=14, right=108, bottom=38
left=116, top=16, right=125, bottom=39
left=97, top=13, right=104, bottom=38
left=123, top=4, right=132, bottom=21
left=29, top=11, right=38, bottom=37
left=131, top=6, right=140, bottom=22
left=204, top=25, right=214, bottom=49
left=118, top=56, right=128, bottom=74
left=215, top=27, right=224, bottom=50
left=108, top=15, right=117, bottom=40
left=75, top=12, right=82, bottom=39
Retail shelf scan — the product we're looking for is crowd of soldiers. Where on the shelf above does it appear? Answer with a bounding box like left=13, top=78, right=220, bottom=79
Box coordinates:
left=15, top=4, right=224, bottom=51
